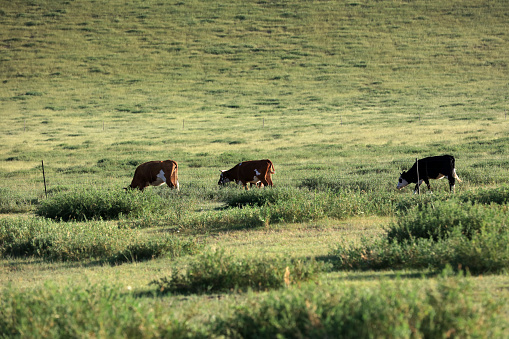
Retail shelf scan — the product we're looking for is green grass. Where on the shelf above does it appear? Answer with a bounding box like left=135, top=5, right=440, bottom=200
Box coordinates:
left=1, top=0, right=509, bottom=336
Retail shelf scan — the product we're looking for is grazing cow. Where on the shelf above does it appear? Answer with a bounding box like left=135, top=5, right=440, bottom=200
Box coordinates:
left=126, top=160, right=179, bottom=191
left=396, top=155, right=461, bottom=193
left=218, top=159, right=275, bottom=190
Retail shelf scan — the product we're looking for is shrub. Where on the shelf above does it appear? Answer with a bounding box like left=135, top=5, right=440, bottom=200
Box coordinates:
left=386, top=200, right=509, bottom=243
left=331, top=203, right=509, bottom=273
left=151, top=249, right=328, bottom=294
left=214, top=270, right=504, bottom=338
left=0, top=282, right=200, bottom=338
left=36, top=189, right=169, bottom=221
left=0, top=217, right=201, bottom=262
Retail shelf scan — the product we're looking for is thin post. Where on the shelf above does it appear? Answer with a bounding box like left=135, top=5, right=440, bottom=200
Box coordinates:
left=24, top=119, right=26, bottom=132
left=263, top=118, right=265, bottom=128
left=416, top=158, right=420, bottom=195
left=183, top=119, right=185, bottom=129
left=41, top=160, right=47, bottom=198
left=102, top=121, right=105, bottom=131
left=340, top=116, right=343, bottom=125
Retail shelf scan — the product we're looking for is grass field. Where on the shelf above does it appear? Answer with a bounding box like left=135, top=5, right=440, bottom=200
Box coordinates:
left=1, top=0, right=509, bottom=337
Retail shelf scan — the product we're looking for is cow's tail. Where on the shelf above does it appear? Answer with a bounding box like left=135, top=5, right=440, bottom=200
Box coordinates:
left=450, top=156, right=461, bottom=183
left=268, top=160, right=275, bottom=174
left=453, top=168, right=462, bottom=182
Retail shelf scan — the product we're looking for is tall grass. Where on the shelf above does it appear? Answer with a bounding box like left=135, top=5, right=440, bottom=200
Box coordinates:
left=36, top=188, right=177, bottom=221
left=2, top=270, right=503, bottom=338
left=215, top=269, right=504, bottom=338
left=0, top=282, right=200, bottom=338
left=332, top=199, right=509, bottom=273
left=0, top=217, right=201, bottom=263
left=151, top=249, right=327, bottom=294
left=0, top=187, right=37, bottom=213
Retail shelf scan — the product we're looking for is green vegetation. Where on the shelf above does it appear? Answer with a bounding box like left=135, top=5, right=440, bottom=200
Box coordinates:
left=0, top=217, right=200, bottom=263
left=151, top=249, right=327, bottom=294
left=1, top=0, right=508, bottom=336
left=331, top=196, right=509, bottom=273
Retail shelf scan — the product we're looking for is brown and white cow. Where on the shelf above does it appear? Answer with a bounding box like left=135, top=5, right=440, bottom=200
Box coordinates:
left=218, top=159, right=275, bottom=190
left=126, top=160, right=179, bottom=191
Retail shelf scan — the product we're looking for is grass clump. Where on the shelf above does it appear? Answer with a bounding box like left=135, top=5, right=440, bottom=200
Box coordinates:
left=458, top=185, right=509, bottom=205
left=0, top=217, right=200, bottom=262
left=151, top=249, right=327, bottom=294
left=0, top=282, right=200, bottom=338
left=0, top=188, right=36, bottom=213
left=331, top=201, right=509, bottom=273
left=214, top=269, right=504, bottom=338
left=221, top=187, right=296, bottom=208
left=386, top=200, right=508, bottom=243
left=36, top=189, right=169, bottom=221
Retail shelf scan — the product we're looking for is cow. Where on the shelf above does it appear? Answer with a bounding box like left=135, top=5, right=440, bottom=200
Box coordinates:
left=218, top=159, right=275, bottom=190
left=126, top=160, right=179, bottom=191
left=396, top=155, right=461, bottom=193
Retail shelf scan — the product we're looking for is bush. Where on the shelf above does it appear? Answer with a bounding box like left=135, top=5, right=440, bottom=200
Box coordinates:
left=151, top=249, right=328, bottom=294
left=386, top=200, right=509, bottom=243
left=0, top=217, right=201, bottom=262
left=36, top=189, right=169, bottom=221
left=214, top=270, right=504, bottom=338
left=331, top=203, right=509, bottom=273
left=0, top=282, right=200, bottom=338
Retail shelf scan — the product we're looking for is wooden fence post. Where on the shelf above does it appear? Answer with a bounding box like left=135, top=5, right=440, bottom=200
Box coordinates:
left=415, top=158, right=420, bottom=195
left=42, top=160, right=47, bottom=198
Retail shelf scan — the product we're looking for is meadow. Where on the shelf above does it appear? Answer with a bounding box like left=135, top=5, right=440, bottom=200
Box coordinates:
left=1, top=0, right=509, bottom=337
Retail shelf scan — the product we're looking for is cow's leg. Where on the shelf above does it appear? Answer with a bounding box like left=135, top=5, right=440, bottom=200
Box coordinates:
left=259, top=178, right=269, bottom=187
left=413, top=180, right=423, bottom=194
left=448, top=176, right=455, bottom=192
left=424, top=178, right=432, bottom=192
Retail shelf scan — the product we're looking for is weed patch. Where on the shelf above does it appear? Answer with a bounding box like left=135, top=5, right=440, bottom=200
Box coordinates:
left=0, top=217, right=200, bottom=262
left=36, top=189, right=169, bottom=221
left=214, top=270, right=503, bottom=338
left=0, top=188, right=36, bottom=213
left=332, top=202, right=509, bottom=273
left=151, top=249, right=327, bottom=294
left=0, top=282, right=198, bottom=338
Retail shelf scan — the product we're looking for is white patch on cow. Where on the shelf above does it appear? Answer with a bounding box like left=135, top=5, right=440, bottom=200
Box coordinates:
left=176, top=180, right=180, bottom=190
left=157, top=170, right=167, bottom=182
left=396, top=177, right=409, bottom=190
left=151, top=169, right=166, bottom=186
left=251, top=176, right=259, bottom=183
left=254, top=169, right=261, bottom=176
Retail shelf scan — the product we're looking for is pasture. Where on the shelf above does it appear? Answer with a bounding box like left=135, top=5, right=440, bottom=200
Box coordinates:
left=1, top=0, right=509, bottom=337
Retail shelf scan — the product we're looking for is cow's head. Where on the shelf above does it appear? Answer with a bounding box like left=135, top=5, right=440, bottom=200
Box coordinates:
left=396, top=171, right=410, bottom=190
left=218, top=170, right=231, bottom=186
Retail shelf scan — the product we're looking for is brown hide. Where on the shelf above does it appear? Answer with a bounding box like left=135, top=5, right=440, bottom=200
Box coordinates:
left=219, top=159, right=275, bottom=189
left=128, top=160, right=179, bottom=191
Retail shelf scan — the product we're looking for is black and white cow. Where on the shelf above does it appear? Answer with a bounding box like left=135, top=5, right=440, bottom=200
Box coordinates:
left=396, top=155, right=461, bottom=193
